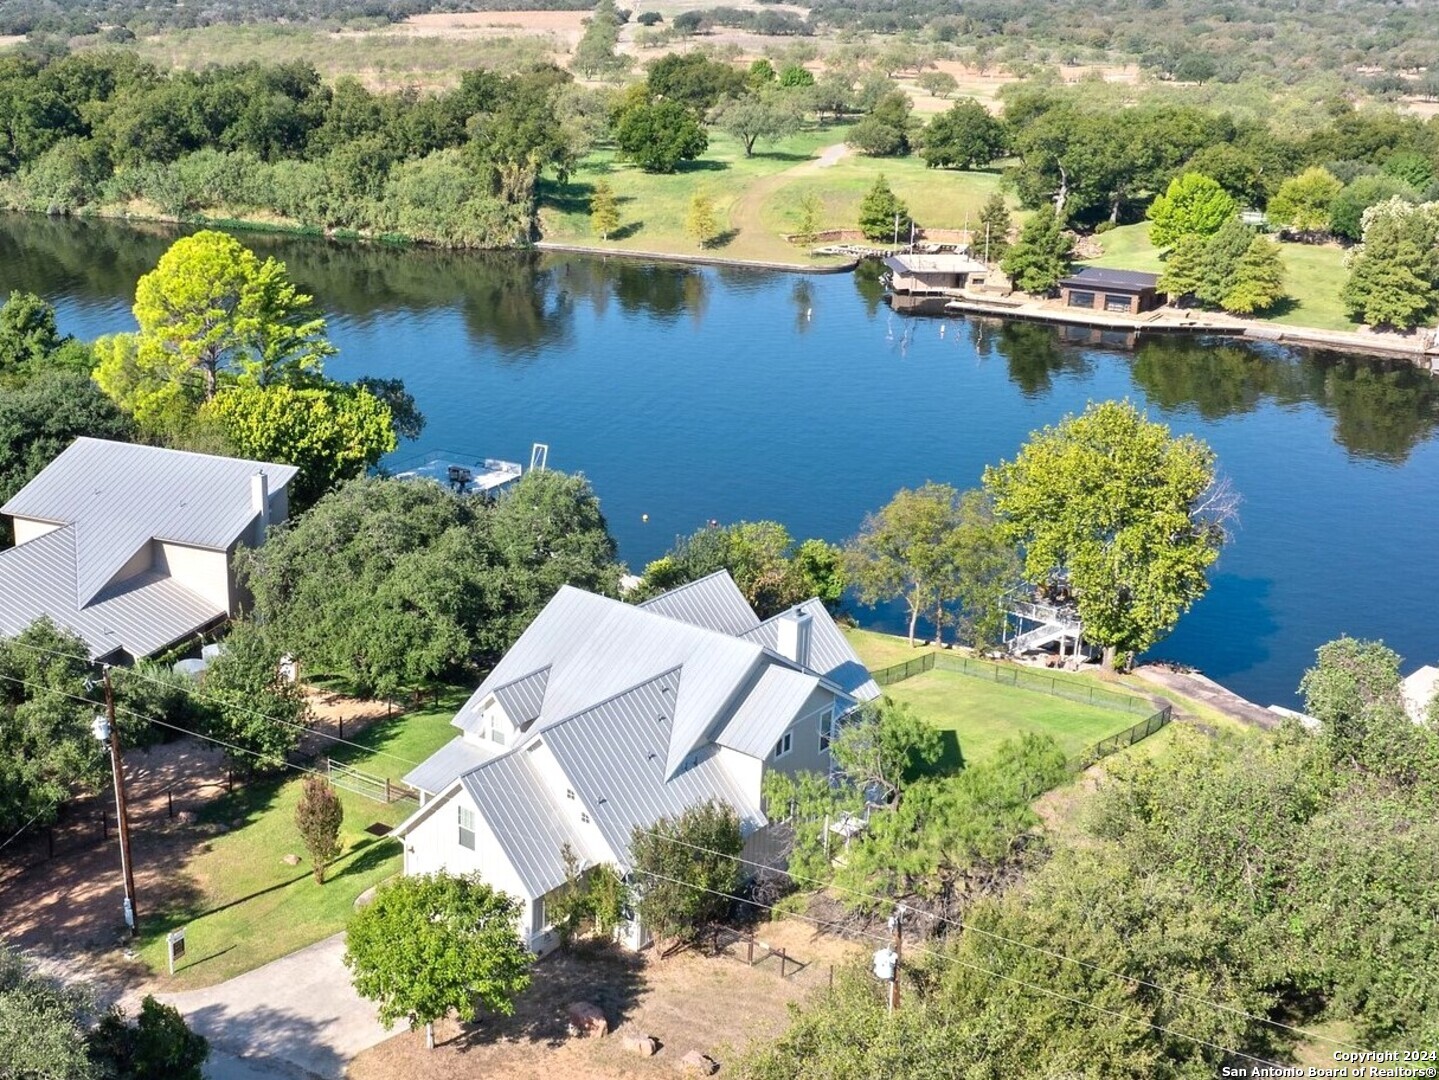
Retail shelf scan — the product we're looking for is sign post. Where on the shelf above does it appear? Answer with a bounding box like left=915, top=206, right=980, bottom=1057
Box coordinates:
left=167, top=928, right=186, bottom=975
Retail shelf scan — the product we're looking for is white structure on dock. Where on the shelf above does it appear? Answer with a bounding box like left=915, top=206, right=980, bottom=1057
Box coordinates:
left=1004, top=597, right=1092, bottom=664
left=393, top=447, right=540, bottom=495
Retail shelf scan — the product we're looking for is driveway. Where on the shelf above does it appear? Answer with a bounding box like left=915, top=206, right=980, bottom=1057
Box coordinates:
left=159, top=932, right=394, bottom=1079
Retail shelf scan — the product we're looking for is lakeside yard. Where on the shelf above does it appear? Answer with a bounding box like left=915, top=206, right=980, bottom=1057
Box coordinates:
left=132, top=691, right=464, bottom=989
left=1085, top=221, right=1360, bottom=332
left=538, top=127, right=1014, bottom=264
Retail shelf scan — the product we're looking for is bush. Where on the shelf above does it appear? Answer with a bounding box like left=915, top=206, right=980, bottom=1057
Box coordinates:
left=636, top=10, right=662, bottom=24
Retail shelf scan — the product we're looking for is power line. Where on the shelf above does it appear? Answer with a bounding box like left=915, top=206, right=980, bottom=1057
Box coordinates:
left=628, top=862, right=1303, bottom=1074
left=633, top=825, right=1375, bottom=1056
left=0, top=636, right=422, bottom=769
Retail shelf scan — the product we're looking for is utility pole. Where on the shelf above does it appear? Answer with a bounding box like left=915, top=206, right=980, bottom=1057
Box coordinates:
left=96, top=667, right=138, bottom=937
left=887, top=905, right=905, bottom=1013
left=985, top=222, right=992, bottom=265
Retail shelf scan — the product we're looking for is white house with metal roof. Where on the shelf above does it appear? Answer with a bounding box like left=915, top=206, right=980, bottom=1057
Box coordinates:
left=0, top=437, right=298, bottom=662
left=393, top=571, right=879, bottom=954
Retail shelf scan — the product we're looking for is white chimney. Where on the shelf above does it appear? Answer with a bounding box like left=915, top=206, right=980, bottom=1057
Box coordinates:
left=776, top=607, right=813, bottom=668
left=251, top=472, right=270, bottom=537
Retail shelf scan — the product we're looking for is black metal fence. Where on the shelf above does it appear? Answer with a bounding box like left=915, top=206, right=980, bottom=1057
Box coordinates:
left=869, top=650, right=1174, bottom=766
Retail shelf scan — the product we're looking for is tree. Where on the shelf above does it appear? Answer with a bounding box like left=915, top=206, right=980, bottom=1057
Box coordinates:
left=646, top=52, right=747, bottom=112
left=984, top=400, right=1231, bottom=669
left=946, top=489, right=1022, bottom=651
left=1000, top=204, right=1072, bottom=293
left=344, top=872, right=532, bottom=1050
left=295, top=774, right=344, bottom=884
left=1341, top=198, right=1439, bottom=330
left=917, top=70, right=959, bottom=99
left=353, top=376, right=425, bottom=442
left=793, top=191, right=822, bottom=244
left=844, top=482, right=963, bottom=645
left=572, top=0, right=628, bottom=79
left=612, top=98, right=708, bottom=173
left=857, top=174, right=910, bottom=242
left=125, top=230, right=335, bottom=401
left=200, top=382, right=397, bottom=508
left=0, top=290, right=64, bottom=376
left=920, top=98, right=1005, bottom=170
left=1220, top=235, right=1286, bottom=314
left=686, top=192, right=720, bottom=246
left=1329, top=174, right=1420, bottom=241
left=976, top=191, right=1012, bottom=263
left=830, top=699, right=943, bottom=804
left=0, top=947, right=98, bottom=1080
left=1267, top=167, right=1343, bottom=236
left=199, top=619, right=309, bottom=773
left=711, top=91, right=800, bottom=158
left=1145, top=172, right=1237, bottom=249
left=88, top=996, right=209, bottom=1080
left=589, top=179, right=620, bottom=239
left=748, top=58, right=776, bottom=86
left=629, top=799, right=743, bottom=952
left=846, top=91, right=913, bottom=157
left=548, top=844, right=629, bottom=948
left=778, top=64, right=814, bottom=88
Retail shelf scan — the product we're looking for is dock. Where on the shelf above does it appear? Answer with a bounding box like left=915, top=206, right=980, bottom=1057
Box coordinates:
left=392, top=451, right=524, bottom=495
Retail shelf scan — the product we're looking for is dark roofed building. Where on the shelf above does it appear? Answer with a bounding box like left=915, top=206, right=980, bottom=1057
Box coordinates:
left=1058, top=267, right=1162, bottom=315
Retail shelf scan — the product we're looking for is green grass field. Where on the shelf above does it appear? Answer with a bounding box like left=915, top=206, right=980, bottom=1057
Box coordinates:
left=136, top=690, right=464, bottom=988
left=539, top=126, right=1013, bottom=264
left=880, top=668, right=1138, bottom=767
left=1085, top=221, right=1360, bottom=331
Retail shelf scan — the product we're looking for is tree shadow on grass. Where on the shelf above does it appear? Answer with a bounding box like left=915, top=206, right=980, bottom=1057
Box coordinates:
left=331, top=836, right=398, bottom=883
left=608, top=221, right=644, bottom=240
left=448, top=939, right=649, bottom=1051
left=675, top=158, right=729, bottom=173
left=703, top=228, right=739, bottom=250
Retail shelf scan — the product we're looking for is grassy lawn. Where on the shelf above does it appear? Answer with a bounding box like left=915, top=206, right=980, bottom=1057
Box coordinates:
left=539, top=127, right=1014, bottom=264
left=881, top=668, right=1138, bottom=768
left=1085, top=222, right=1360, bottom=331
left=136, top=690, right=465, bottom=989
left=841, top=627, right=940, bottom=671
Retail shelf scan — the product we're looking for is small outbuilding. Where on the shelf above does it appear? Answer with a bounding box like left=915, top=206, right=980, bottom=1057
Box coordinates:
left=1057, top=267, right=1162, bottom=315
left=884, top=251, right=990, bottom=296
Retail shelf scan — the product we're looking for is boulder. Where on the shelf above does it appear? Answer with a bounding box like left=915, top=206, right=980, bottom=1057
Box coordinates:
left=566, top=1001, right=608, bottom=1038
left=623, top=1034, right=659, bottom=1057
left=282, top=854, right=301, bottom=866
left=679, top=1050, right=718, bottom=1075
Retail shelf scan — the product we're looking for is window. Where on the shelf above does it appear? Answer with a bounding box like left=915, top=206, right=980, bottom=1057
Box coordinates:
left=818, top=707, right=835, bottom=753
left=533, top=896, right=546, bottom=932
left=458, top=805, right=476, bottom=850
left=773, top=731, right=792, bottom=759
left=490, top=723, right=506, bottom=746
left=1104, top=293, right=1133, bottom=313
left=1067, top=289, right=1096, bottom=309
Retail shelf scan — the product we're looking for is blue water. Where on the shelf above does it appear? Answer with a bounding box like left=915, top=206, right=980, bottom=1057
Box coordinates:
left=4, top=216, right=1437, bottom=706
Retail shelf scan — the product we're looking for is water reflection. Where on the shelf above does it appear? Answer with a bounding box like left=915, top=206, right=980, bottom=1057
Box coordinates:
left=985, top=319, right=1092, bottom=397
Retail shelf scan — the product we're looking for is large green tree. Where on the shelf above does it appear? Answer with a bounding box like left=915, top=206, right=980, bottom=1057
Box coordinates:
left=857, top=174, right=910, bottom=242
left=88, top=996, right=210, bottom=1080
left=1000, top=204, right=1072, bottom=293
left=1266, top=166, right=1343, bottom=235
left=983, top=401, right=1231, bottom=668
left=710, top=91, right=801, bottom=158
left=920, top=98, right=1006, bottom=170
left=1341, top=197, right=1439, bottom=329
left=1159, top=218, right=1286, bottom=315
left=611, top=98, right=708, bottom=173
left=344, top=872, right=532, bottom=1050
left=198, top=618, right=309, bottom=773
left=1145, top=172, right=1236, bottom=248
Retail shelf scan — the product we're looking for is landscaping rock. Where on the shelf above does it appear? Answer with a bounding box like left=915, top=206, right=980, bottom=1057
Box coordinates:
left=679, top=1050, right=719, bottom=1075
left=623, top=1034, right=659, bottom=1057
left=175, top=810, right=197, bottom=826
left=353, top=885, right=379, bottom=911
left=282, top=854, right=301, bottom=866
left=566, top=1001, right=608, bottom=1038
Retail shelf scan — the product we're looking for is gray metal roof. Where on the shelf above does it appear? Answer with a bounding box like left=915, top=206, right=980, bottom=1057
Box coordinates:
left=462, top=747, right=598, bottom=897
left=713, top=665, right=822, bottom=758
left=455, top=585, right=766, bottom=778
left=740, top=602, right=881, bottom=703
left=402, top=736, right=495, bottom=795
left=0, top=526, right=224, bottom=659
left=637, top=571, right=762, bottom=636
left=884, top=252, right=988, bottom=275
left=2, top=438, right=298, bottom=608
left=541, top=670, right=766, bottom=873
left=491, top=666, right=549, bottom=726
left=1060, top=267, right=1160, bottom=292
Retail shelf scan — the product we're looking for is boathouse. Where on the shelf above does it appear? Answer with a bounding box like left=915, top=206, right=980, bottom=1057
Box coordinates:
left=1057, top=267, right=1162, bottom=315
left=884, top=251, right=990, bottom=296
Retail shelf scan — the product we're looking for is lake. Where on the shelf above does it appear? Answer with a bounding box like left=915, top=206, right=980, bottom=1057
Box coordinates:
left=3, top=212, right=1437, bottom=708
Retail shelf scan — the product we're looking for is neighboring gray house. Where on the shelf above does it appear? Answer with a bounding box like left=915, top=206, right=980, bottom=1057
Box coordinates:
left=0, top=437, right=298, bottom=662
left=393, top=571, right=879, bottom=954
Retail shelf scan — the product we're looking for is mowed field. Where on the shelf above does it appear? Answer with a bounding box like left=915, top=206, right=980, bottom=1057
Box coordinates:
left=540, top=126, right=1013, bottom=262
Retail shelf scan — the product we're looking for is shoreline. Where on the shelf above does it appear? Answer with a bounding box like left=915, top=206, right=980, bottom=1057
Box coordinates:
left=533, top=240, right=859, bottom=274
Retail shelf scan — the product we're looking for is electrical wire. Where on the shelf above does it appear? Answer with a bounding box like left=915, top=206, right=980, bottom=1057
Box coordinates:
left=631, top=824, right=1376, bottom=1056
left=0, top=635, right=423, bottom=769
left=628, top=861, right=1305, bottom=1074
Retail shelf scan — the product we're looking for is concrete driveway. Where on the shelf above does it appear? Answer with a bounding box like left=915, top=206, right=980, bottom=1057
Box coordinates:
left=159, top=932, right=394, bottom=1079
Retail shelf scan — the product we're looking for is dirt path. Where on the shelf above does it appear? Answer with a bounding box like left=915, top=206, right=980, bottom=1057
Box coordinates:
left=725, top=143, right=851, bottom=254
